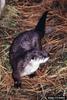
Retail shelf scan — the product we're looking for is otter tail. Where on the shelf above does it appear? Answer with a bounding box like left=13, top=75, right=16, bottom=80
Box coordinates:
left=35, top=11, right=48, bottom=38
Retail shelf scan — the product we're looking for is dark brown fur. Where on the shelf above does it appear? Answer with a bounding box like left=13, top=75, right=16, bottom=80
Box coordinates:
left=9, top=11, right=49, bottom=88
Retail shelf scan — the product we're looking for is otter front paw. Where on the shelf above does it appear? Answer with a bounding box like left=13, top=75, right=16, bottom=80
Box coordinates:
left=14, top=81, right=22, bottom=88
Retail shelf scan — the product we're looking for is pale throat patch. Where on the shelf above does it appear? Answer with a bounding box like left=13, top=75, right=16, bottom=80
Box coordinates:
left=20, top=57, right=49, bottom=77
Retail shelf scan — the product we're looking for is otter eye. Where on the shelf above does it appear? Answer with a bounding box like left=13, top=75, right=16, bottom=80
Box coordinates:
left=31, top=56, right=35, bottom=59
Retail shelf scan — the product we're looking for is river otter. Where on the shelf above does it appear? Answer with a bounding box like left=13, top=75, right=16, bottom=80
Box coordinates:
left=9, top=11, right=49, bottom=88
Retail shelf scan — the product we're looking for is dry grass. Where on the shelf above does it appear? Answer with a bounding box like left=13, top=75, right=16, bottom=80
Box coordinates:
left=0, top=0, right=67, bottom=100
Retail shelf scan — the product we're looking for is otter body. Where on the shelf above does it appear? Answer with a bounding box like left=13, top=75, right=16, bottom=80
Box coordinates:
left=9, top=11, right=49, bottom=88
